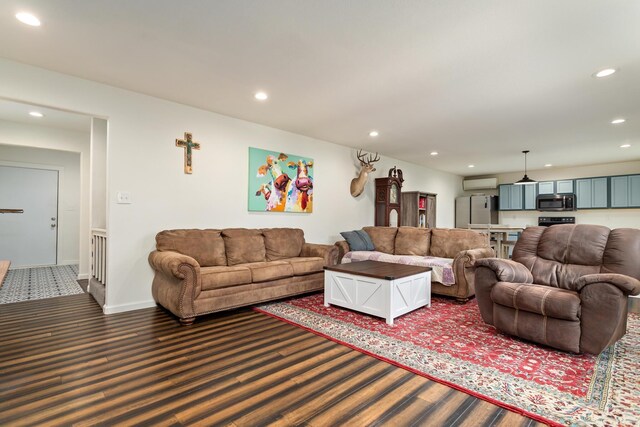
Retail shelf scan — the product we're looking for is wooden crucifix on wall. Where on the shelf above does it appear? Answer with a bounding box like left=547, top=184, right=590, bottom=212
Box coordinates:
left=175, top=132, right=201, bottom=174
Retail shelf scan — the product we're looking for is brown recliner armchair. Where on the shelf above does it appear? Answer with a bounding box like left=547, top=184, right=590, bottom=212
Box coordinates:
left=475, top=224, right=640, bottom=354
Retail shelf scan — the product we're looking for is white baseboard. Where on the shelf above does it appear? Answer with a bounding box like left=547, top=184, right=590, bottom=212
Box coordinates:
left=58, top=260, right=80, bottom=266
left=103, top=300, right=157, bottom=314
left=77, top=273, right=89, bottom=280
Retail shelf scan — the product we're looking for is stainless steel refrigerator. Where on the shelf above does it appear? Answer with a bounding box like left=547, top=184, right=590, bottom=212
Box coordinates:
left=455, top=195, right=499, bottom=228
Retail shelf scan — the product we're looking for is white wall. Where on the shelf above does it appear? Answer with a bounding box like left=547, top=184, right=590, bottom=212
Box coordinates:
left=0, top=59, right=462, bottom=312
left=90, top=118, right=108, bottom=230
left=464, top=160, right=640, bottom=229
left=0, top=119, right=90, bottom=272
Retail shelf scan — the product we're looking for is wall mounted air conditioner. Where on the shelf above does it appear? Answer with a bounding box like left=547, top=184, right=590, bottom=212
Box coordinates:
left=463, top=178, right=498, bottom=191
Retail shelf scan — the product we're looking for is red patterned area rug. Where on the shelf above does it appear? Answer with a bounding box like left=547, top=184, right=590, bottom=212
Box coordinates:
left=255, top=294, right=640, bottom=427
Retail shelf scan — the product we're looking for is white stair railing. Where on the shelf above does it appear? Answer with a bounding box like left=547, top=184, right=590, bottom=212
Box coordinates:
left=91, top=229, right=107, bottom=285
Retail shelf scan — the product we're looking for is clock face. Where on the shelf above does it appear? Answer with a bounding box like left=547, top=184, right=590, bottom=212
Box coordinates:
left=390, top=183, right=398, bottom=204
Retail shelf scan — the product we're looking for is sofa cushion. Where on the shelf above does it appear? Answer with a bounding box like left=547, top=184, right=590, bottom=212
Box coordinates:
left=262, top=228, right=305, bottom=261
left=430, top=228, right=488, bottom=258
left=362, top=226, right=398, bottom=254
left=200, top=266, right=252, bottom=291
left=242, top=261, right=293, bottom=283
left=156, top=229, right=226, bottom=267
left=222, top=228, right=266, bottom=266
left=394, top=227, right=430, bottom=256
left=340, top=230, right=375, bottom=251
left=491, top=282, right=580, bottom=321
left=281, top=257, right=325, bottom=276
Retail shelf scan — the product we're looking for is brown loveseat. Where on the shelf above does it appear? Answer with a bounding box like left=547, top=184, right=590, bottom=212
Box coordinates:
left=335, top=226, right=494, bottom=302
left=149, top=228, right=338, bottom=324
left=475, top=225, right=640, bottom=354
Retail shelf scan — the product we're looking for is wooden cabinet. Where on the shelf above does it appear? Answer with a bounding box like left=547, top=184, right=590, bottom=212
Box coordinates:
left=610, top=174, right=640, bottom=208
left=499, top=184, right=523, bottom=210
left=401, top=191, right=436, bottom=228
left=576, top=177, right=608, bottom=209
left=375, top=176, right=402, bottom=226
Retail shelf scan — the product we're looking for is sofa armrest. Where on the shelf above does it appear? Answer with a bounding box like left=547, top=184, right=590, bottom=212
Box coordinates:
left=334, top=241, right=351, bottom=263
left=149, top=250, right=201, bottom=279
left=449, top=247, right=496, bottom=300
left=474, top=258, right=534, bottom=284
left=575, top=273, right=640, bottom=295
left=301, top=243, right=339, bottom=266
left=149, top=250, right=202, bottom=322
left=453, top=247, right=496, bottom=268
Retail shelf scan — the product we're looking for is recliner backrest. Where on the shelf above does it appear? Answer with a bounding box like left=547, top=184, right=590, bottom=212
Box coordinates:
left=513, top=224, right=640, bottom=290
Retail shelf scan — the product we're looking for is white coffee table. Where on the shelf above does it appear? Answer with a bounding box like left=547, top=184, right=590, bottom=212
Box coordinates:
left=324, top=260, right=432, bottom=325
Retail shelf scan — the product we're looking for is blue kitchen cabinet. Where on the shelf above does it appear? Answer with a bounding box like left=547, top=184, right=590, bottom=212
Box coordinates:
left=499, top=184, right=523, bottom=210
left=630, top=175, right=640, bottom=207
left=611, top=176, right=629, bottom=207
left=592, top=178, right=608, bottom=208
left=538, top=181, right=555, bottom=194
left=499, top=185, right=510, bottom=210
left=524, top=183, right=537, bottom=210
left=556, top=180, right=574, bottom=194
left=611, top=174, right=640, bottom=208
left=576, top=177, right=608, bottom=209
left=509, top=185, right=523, bottom=210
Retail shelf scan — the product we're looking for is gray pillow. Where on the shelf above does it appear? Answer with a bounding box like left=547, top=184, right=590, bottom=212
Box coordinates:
left=340, top=229, right=375, bottom=251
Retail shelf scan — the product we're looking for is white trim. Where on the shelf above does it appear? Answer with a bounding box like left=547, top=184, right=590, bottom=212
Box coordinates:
left=58, top=259, right=79, bottom=265
left=0, top=159, right=65, bottom=172
left=103, top=300, right=156, bottom=314
left=77, top=273, right=89, bottom=280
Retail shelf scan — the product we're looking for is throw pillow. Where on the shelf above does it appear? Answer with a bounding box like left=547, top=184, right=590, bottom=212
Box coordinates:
left=355, top=229, right=375, bottom=250
left=340, top=230, right=375, bottom=251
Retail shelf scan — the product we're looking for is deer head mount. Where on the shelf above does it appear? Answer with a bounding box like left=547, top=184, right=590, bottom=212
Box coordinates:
left=350, top=149, right=380, bottom=197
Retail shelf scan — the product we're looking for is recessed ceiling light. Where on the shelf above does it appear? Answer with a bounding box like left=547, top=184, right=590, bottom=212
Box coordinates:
left=611, top=118, right=626, bottom=124
left=430, top=151, right=438, bottom=156
left=368, top=130, right=379, bottom=137
left=28, top=111, right=44, bottom=118
left=254, top=91, right=268, bottom=101
left=544, top=164, right=552, bottom=167
left=468, top=164, right=475, bottom=168
left=16, top=12, right=41, bottom=26
left=620, top=144, right=631, bottom=148
left=594, top=68, right=616, bottom=78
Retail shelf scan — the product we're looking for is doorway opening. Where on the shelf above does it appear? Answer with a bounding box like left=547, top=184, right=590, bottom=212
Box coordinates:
left=0, top=99, right=106, bottom=305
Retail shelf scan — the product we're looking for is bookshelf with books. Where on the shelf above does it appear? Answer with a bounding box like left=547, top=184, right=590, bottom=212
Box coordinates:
left=401, top=191, right=437, bottom=228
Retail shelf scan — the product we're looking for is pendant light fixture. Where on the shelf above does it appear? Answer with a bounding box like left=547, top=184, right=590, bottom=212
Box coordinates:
left=514, top=150, right=536, bottom=185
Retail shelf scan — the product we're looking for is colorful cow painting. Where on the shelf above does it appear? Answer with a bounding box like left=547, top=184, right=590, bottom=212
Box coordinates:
left=249, top=148, right=314, bottom=213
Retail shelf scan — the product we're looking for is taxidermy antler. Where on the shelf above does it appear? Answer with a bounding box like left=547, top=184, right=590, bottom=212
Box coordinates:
left=350, top=149, right=380, bottom=197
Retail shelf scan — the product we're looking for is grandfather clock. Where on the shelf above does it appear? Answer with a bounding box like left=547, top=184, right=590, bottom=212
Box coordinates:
left=375, top=167, right=403, bottom=226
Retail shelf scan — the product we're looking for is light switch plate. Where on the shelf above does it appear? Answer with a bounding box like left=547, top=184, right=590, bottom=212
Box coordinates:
left=117, top=191, right=132, bottom=204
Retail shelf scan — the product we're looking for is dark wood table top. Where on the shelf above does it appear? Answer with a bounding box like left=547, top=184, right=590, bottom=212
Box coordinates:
left=324, top=260, right=431, bottom=281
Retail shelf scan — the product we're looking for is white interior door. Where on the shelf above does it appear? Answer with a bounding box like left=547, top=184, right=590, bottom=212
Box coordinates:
left=0, top=165, right=58, bottom=267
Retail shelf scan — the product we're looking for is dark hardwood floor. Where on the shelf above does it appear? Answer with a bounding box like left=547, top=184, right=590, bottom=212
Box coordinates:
left=0, top=293, right=545, bottom=426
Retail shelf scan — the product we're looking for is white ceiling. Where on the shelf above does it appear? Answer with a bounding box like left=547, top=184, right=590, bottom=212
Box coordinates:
left=0, top=99, right=90, bottom=132
left=0, top=0, right=638, bottom=176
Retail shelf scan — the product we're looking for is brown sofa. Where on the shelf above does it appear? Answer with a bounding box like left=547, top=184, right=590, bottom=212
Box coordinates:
left=475, top=225, right=640, bottom=354
left=335, top=226, right=494, bottom=302
left=149, top=228, right=338, bottom=324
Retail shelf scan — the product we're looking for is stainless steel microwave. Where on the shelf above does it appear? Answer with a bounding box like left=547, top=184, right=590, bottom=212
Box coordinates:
left=536, top=194, right=576, bottom=211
